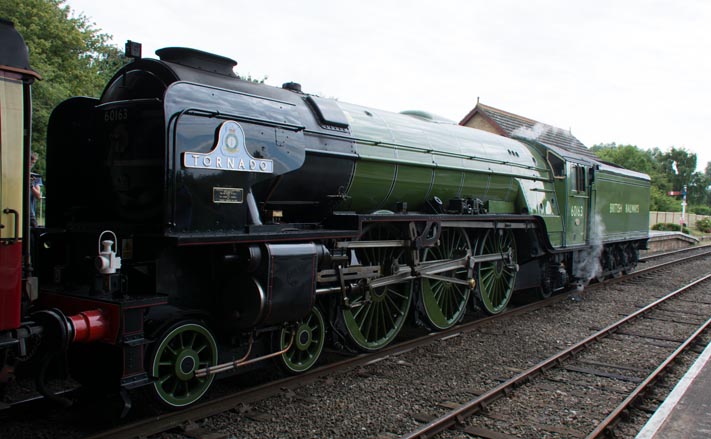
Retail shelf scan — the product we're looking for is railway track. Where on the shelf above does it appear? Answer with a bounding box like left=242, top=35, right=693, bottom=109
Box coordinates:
left=400, top=272, right=711, bottom=438
left=70, top=247, right=711, bottom=439
left=641, top=244, right=711, bottom=263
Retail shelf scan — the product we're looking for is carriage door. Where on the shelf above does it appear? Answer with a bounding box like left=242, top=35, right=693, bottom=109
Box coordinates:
left=0, top=74, right=25, bottom=330
left=567, top=163, right=588, bottom=246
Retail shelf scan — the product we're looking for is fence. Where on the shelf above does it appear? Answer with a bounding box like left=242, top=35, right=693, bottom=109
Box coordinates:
left=649, top=211, right=710, bottom=229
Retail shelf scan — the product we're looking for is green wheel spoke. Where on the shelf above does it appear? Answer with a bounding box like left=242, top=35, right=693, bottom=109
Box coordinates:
left=277, top=306, right=325, bottom=373
left=168, top=380, right=179, bottom=396
left=375, top=303, right=385, bottom=337
left=352, top=302, right=367, bottom=321
left=419, top=228, right=472, bottom=330
left=387, top=288, right=409, bottom=301
left=151, top=322, right=218, bottom=408
left=342, top=224, right=413, bottom=351
left=363, top=305, right=375, bottom=338
left=383, top=300, right=396, bottom=327
left=371, top=304, right=381, bottom=340
left=477, top=230, right=516, bottom=315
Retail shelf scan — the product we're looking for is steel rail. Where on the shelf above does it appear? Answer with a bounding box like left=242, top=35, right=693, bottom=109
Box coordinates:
left=399, top=272, right=711, bottom=439
left=586, top=314, right=711, bottom=438
left=83, top=294, right=565, bottom=439
left=84, top=248, right=711, bottom=439
left=641, top=244, right=711, bottom=262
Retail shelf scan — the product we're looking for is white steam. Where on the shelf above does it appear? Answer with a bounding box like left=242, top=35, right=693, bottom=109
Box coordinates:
left=574, top=214, right=606, bottom=283
left=511, top=123, right=550, bottom=141
left=511, top=122, right=573, bottom=145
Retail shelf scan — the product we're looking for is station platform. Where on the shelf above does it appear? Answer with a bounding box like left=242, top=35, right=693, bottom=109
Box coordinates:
left=641, top=231, right=700, bottom=255
left=636, top=339, right=711, bottom=438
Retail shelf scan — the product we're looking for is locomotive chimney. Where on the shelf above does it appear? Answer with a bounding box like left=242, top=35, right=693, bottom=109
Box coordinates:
left=282, top=82, right=302, bottom=93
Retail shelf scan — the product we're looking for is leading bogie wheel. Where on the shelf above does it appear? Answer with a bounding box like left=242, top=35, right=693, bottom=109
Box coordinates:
left=476, top=229, right=517, bottom=315
left=341, top=224, right=413, bottom=351
left=148, top=321, right=218, bottom=408
left=276, top=305, right=326, bottom=373
left=419, top=228, right=472, bottom=330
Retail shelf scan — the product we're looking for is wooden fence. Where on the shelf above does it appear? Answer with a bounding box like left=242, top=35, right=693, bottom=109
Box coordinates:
left=649, top=211, right=709, bottom=229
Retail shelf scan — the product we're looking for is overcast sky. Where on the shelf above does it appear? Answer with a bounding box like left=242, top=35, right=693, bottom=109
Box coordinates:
left=66, top=0, right=711, bottom=172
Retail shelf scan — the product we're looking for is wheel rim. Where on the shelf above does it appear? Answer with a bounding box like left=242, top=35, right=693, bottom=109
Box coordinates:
left=420, top=228, right=472, bottom=330
left=477, top=229, right=517, bottom=314
left=151, top=322, right=218, bottom=407
left=342, top=224, right=413, bottom=351
left=278, top=306, right=325, bottom=373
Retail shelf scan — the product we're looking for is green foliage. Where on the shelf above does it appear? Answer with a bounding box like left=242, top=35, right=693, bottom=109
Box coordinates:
left=696, top=217, right=711, bottom=233
left=650, top=186, right=681, bottom=212
left=590, top=143, right=657, bottom=174
left=0, top=0, right=125, bottom=175
left=651, top=223, right=690, bottom=234
left=592, top=143, right=711, bottom=213
left=240, top=74, right=269, bottom=84
left=691, top=205, right=711, bottom=215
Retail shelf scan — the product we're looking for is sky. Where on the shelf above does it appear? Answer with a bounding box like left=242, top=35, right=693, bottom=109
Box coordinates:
left=65, top=0, right=711, bottom=171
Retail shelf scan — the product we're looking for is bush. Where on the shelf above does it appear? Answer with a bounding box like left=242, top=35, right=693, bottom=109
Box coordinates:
left=692, top=205, right=711, bottom=216
left=652, top=223, right=691, bottom=234
left=652, top=222, right=679, bottom=231
left=697, top=217, right=711, bottom=233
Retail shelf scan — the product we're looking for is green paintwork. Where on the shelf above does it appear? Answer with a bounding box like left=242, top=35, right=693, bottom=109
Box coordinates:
left=541, top=216, right=564, bottom=246
left=486, top=200, right=515, bottom=214
left=345, top=160, right=396, bottom=212
left=420, top=228, right=472, bottom=330
left=592, top=166, right=650, bottom=241
left=566, top=164, right=588, bottom=246
left=278, top=306, right=325, bottom=373
left=431, top=169, right=464, bottom=203
left=476, top=230, right=517, bottom=315
left=341, top=224, right=413, bottom=351
left=329, top=100, right=649, bottom=251
left=337, top=102, right=551, bottom=214
left=388, top=165, right=434, bottom=208
left=150, top=322, right=218, bottom=407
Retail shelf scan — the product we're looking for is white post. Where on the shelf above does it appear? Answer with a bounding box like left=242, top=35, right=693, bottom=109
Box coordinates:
left=681, top=185, right=687, bottom=229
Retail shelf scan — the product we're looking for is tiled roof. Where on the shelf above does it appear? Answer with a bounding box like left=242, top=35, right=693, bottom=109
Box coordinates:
left=460, top=103, right=597, bottom=160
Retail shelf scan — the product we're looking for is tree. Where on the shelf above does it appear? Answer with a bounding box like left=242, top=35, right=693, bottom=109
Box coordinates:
left=590, top=143, right=657, bottom=174
left=591, top=143, right=680, bottom=211
left=656, top=147, right=697, bottom=195
left=0, top=0, right=125, bottom=176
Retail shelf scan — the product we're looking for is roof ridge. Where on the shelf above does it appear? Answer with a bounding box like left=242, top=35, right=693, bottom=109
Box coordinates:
left=477, top=103, right=541, bottom=126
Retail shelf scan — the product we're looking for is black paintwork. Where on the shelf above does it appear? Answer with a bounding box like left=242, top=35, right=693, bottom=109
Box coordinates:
left=0, top=18, right=38, bottom=78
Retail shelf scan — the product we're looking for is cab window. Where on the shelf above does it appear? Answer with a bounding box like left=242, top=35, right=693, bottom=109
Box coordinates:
left=574, top=165, right=586, bottom=192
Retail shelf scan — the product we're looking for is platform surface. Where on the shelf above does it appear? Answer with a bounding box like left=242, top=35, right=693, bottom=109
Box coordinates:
left=636, top=339, right=711, bottom=438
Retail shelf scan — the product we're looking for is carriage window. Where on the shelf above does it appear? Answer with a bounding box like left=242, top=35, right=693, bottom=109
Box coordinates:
left=574, top=165, right=586, bottom=192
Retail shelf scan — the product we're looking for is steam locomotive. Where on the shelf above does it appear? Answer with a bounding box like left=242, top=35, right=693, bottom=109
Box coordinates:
left=1, top=22, right=650, bottom=409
